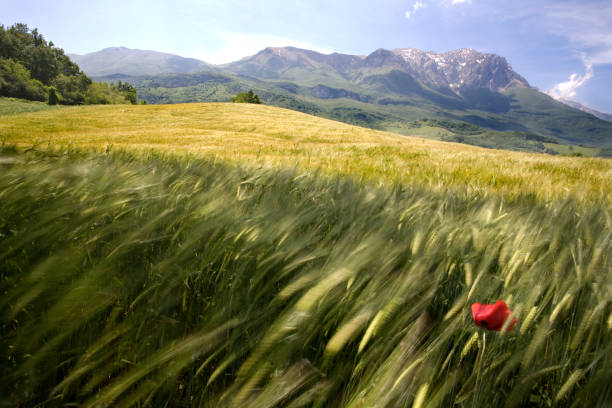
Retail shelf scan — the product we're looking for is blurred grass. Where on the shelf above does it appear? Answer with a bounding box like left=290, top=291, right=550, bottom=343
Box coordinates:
left=1, top=146, right=610, bottom=407
left=1, top=102, right=611, bottom=203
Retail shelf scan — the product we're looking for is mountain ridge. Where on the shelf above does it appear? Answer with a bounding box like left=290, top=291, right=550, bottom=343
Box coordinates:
left=73, top=45, right=530, bottom=95
left=558, top=98, right=612, bottom=123
left=221, top=46, right=530, bottom=96
left=68, top=47, right=212, bottom=76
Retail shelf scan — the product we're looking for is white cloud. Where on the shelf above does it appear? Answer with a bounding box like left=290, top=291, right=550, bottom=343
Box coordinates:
left=451, top=0, right=471, bottom=4
left=406, top=1, right=426, bottom=19
left=547, top=63, right=593, bottom=100
left=533, top=2, right=611, bottom=105
left=195, top=33, right=333, bottom=64
left=544, top=3, right=612, bottom=65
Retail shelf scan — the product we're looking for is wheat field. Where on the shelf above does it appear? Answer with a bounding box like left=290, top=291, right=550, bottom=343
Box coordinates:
left=1, top=102, right=611, bottom=407
left=1, top=102, right=610, bottom=202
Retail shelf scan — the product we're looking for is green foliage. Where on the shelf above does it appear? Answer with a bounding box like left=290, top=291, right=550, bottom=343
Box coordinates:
left=84, top=82, right=130, bottom=105
left=232, top=89, right=262, bottom=104
left=53, top=73, right=91, bottom=105
left=0, top=24, right=59, bottom=84
left=112, top=80, right=137, bottom=104
left=418, top=118, right=483, bottom=135
left=47, top=87, right=58, bottom=105
left=330, top=106, right=389, bottom=128
left=439, top=131, right=559, bottom=154
left=0, top=23, right=130, bottom=106
left=1, top=147, right=610, bottom=407
left=0, top=58, right=47, bottom=101
left=263, top=93, right=321, bottom=115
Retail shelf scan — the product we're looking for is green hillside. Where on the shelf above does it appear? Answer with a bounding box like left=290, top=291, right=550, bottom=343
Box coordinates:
left=105, top=69, right=612, bottom=154
left=500, top=88, right=612, bottom=146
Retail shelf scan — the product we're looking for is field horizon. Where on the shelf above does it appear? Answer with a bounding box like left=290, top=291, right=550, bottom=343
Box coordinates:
left=1, top=98, right=611, bottom=203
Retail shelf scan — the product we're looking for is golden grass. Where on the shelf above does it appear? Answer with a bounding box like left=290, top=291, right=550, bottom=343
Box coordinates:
left=1, top=102, right=610, bottom=202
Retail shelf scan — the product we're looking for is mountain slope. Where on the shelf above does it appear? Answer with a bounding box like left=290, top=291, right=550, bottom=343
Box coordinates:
left=113, top=72, right=612, bottom=149
left=223, top=46, right=530, bottom=94
left=559, top=98, right=612, bottom=123
left=69, top=47, right=212, bottom=77
left=78, top=45, right=612, bottom=150
left=497, top=88, right=612, bottom=145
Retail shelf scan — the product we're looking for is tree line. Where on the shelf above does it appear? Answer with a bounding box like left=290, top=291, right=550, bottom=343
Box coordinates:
left=0, top=23, right=138, bottom=105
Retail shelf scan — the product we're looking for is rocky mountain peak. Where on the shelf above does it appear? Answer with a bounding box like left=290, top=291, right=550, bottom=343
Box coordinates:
left=392, top=47, right=530, bottom=92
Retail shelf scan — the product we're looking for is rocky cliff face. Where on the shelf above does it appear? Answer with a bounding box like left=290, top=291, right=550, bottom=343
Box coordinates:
left=392, top=48, right=530, bottom=92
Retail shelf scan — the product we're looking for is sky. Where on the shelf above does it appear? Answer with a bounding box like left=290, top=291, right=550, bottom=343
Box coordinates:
left=2, top=0, right=612, bottom=113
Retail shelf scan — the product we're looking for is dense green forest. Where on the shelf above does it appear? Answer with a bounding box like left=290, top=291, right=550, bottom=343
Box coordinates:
left=0, top=24, right=136, bottom=105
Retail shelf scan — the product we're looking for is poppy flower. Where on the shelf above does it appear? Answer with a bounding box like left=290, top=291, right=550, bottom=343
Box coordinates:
left=471, top=300, right=517, bottom=331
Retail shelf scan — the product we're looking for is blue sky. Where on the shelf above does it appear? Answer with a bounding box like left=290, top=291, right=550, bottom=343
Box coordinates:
left=2, top=0, right=612, bottom=113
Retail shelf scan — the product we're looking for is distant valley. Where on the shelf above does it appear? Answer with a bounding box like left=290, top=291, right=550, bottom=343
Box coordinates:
left=72, top=46, right=612, bottom=155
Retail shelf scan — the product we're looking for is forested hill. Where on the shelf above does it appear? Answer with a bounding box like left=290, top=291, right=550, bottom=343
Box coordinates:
left=0, top=24, right=137, bottom=105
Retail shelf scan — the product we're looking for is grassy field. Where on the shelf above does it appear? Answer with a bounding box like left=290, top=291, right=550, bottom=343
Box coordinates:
left=0, top=100, right=611, bottom=407
left=0, top=97, right=66, bottom=116
left=1, top=147, right=610, bottom=407
left=1, top=102, right=611, bottom=203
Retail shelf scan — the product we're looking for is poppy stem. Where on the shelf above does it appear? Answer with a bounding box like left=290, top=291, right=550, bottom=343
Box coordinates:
left=474, top=332, right=487, bottom=397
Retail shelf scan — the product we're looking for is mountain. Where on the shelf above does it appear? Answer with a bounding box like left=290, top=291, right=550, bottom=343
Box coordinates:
left=69, top=47, right=212, bottom=77
left=223, top=47, right=366, bottom=76
left=558, top=99, right=612, bottom=123
left=83, top=45, right=612, bottom=152
left=392, top=48, right=530, bottom=92
left=222, top=46, right=530, bottom=95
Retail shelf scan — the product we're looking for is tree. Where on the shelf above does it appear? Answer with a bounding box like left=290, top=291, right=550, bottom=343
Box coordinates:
left=48, top=87, right=58, bottom=105
left=84, top=82, right=130, bottom=105
left=0, top=58, right=47, bottom=101
left=232, top=90, right=261, bottom=104
left=53, top=73, right=91, bottom=105
left=0, top=23, right=130, bottom=106
left=113, top=80, right=138, bottom=104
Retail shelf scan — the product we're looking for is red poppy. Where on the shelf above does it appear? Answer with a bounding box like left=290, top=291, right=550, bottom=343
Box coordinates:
left=471, top=300, right=517, bottom=331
